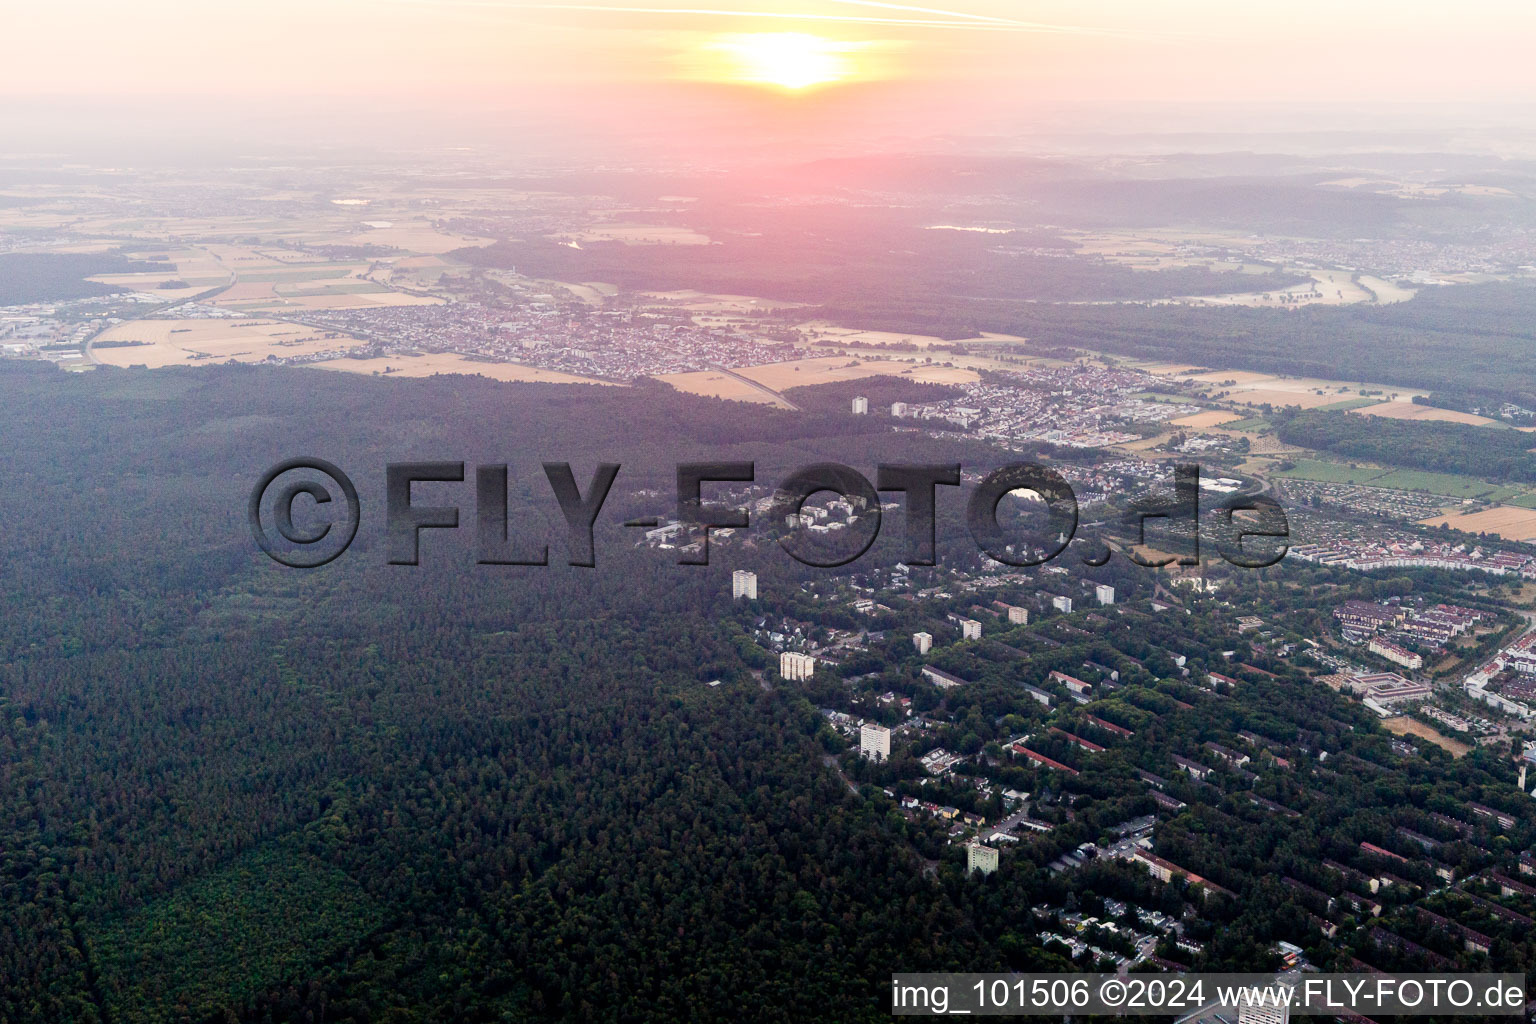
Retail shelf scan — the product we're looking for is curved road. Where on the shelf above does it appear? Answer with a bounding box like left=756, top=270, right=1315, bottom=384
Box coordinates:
left=82, top=248, right=238, bottom=365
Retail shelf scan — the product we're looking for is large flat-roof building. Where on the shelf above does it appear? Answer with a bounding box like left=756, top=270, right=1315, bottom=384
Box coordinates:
left=1368, top=637, right=1422, bottom=670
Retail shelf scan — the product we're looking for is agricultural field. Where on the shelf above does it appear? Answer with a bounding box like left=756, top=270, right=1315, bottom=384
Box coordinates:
left=653, top=370, right=791, bottom=407
left=1171, top=409, right=1243, bottom=428
left=174, top=251, right=449, bottom=312
left=733, top=356, right=979, bottom=391
left=638, top=290, right=802, bottom=313
left=1151, top=368, right=1424, bottom=409
left=1271, top=457, right=1515, bottom=499
left=1186, top=267, right=1375, bottom=308
left=1315, top=397, right=1388, bottom=412
left=381, top=254, right=456, bottom=289
left=1366, top=469, right=1509, bottom=498
left=1271, top=458, right=1387, bottom=485
left=564, top=223, right=713, bottom=245
left=1357, top=275, right=1417, bottom=303
left=1060, top=231, right=1419, bottom=308
left=1232, top=387, right=1377, bottom=410
left=658, top=356, right=978, bottom=405
left=1351, top=400, right=1502, bottom=427
left=84, top=246, right=232, bottom=301
left=309, top=354, right=615, bottom=385
left=1136, top=362, right=1212, bottom=376
left=91, top=318, right=365, bottom=368
left=1420, top=504, right=1536, bottom=542
left=797, top=322, right=1026, bottom=351
left=314, top=217, right=492, bottom=254
left=221, top=286, right=442, bottom=313
left=1065, top=229, right=1276, bottom=273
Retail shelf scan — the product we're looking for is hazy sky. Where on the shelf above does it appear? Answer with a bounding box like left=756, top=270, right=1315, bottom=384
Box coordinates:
left=5, top=1, right=1536, bottom=158
left=8, top=0, right=1536, bottom=102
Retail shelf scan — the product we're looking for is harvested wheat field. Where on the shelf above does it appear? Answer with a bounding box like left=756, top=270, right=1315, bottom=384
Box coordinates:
left=1172, top=410, right=1243, bottom=428
left=224, top=289, right=443, bottom=312
left=655, top=371, right=790, bottom=407
left=1420, top=504, right=1536, bottom=542
left=1141, top=363, right=1212, bottom=377
left=316, top=220, right=493, bottom=254
left=798, top=323, right=950, bottom=349
left=1185, top=370, right=1277, bottom=386
left=736, top=357, right=978, bottom=391
left=1351, top=401, right=1499, bottom=426
left=92, top=318, right=365, bottom=368
left=639, top=291, right=801, bottom=313
left=309, top=354, right=612, bottom=385
left=1230, top=388, right=1357, bottom=409
left=212, top=281, right=282, bottom=304
left=85, top=246, right=232, bottom=301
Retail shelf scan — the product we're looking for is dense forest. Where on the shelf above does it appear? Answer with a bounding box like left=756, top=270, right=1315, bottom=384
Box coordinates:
left=1274, top=409, right=1536, bottom=482
left=812, top=281, right=1536, bottom=401
left=452, top=222, right=1303, bottom=306
left=0, top=253, right=158, bottom=304
left=0, top=362, right=1531, bottom=1023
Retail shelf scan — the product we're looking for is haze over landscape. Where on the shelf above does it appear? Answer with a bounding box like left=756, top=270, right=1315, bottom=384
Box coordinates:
left=5, top=2, right=1536, bottom=1023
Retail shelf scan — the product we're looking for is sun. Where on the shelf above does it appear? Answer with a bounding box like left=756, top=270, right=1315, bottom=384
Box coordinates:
left=699, top=32, right=866, bottom=92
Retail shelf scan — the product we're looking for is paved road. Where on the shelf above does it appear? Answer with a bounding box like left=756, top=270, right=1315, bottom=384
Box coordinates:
left=710, top=365, right=801, bottom=411
left=990, top=804, right=1038, bottom=836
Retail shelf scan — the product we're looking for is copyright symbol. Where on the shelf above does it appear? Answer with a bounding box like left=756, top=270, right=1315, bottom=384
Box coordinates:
left=1100, top=979, right=1127, bottom=1008
left=249, top=457, right=360, bottom=568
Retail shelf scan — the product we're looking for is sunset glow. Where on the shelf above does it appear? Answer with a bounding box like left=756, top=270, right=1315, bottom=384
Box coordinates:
left=695, top=32, right=871, bottom=91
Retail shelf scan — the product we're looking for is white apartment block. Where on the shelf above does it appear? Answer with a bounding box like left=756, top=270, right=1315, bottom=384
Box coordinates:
left=731, top=569, right=758, bottom=600
left=891, top=401, right=909, bottom=417
left=1006, top=605, right=1029, bottom=625
left=859, top=723, right=891, bottom=762
left=1051, top=595, right=1073, bottom=614
left=1238, top=1001, right=1290, bottom=1024
left=1368, top=636, right=1422, bottom=670
left=1095, top=584, right=1115, bottom=606
left=913, top=631, right=933, bottom=654
left=851, top=396, right=868, bottom=415
left=779, top=651, right=816, bottom=681
left=959, top=618, right=981, bottom=640
left=966, top=842, right=999, bottom=876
